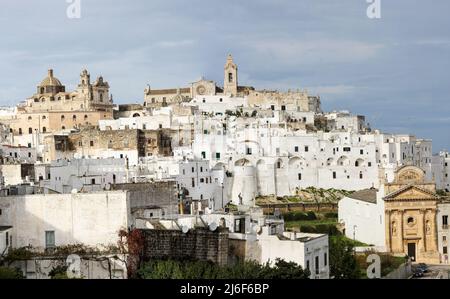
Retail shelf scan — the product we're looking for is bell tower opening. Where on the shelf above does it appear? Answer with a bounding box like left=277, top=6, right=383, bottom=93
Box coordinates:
left=224, top=54, right=238, bottom=96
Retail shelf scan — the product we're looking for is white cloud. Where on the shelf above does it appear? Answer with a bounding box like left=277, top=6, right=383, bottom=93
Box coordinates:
left=243, top=39, right=384, bottom=66
left=309, top=85, right=358, bottom=95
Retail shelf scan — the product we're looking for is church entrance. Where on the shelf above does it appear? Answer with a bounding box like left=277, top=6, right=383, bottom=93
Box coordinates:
left=407, top=243, right=416, bottom=261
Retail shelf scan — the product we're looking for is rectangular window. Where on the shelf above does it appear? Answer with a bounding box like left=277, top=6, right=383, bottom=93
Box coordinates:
left=333, top=172, right=337, bottom=179
left=443, top=215, right=448, bottom=227
left=444, top=247, right=448, bottom=255
left=324, top=253, right=327, bottom=266
left=45, top=231, right=55, bottom=249
left=306, top=260, right=310, bottom=271
left=298, top=173, right=302, bottom=180
left=200, top=178, right=204, bottom=183
left=305, top=146, right=309, bottom=152
left=216, top=152, right=221, bottom=159
left=200, top=166, right=203, bottom=172
left=90, top=141, right=94, bottom=147
left=192, top=167, right=195, bottom=173
left=315, top=256, right=319, bottom=275
left=360, top=149, right=364, bottom=155
left=5, top=232, right=9, bottom=246
left=271, top=105, right=275, bottom=111
left=201, top=151, right=206, bottom=159
left=294, top=146, right=299, bottom=152
left=281, top=105, right=286, bottom=111
left=234, top=219, right=244, bottom=233
left=343, top=147, right=351, bottom=152
left=191, top=178, right=195, bottom=188
left=368, top=162, right=372, bottom=167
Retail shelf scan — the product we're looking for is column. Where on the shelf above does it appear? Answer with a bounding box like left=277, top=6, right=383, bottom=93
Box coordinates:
left=421, top=209, right=427, bottom=252
left=399, top=210, right=404, bottom=252
left=385, top=210, right=392, bottom=252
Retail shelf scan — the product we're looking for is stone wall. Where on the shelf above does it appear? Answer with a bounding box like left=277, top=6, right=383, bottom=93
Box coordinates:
left=111, top=181, right=179, bottom=217
left=141, top=228, right=229, bottom=266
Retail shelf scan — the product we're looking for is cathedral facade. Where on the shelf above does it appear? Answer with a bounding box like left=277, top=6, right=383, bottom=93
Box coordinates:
left=4, top=69, right=114, bottom=138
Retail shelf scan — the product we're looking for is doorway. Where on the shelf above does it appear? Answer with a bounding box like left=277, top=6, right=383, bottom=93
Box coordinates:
left=407, top=243, right=416, bottom=261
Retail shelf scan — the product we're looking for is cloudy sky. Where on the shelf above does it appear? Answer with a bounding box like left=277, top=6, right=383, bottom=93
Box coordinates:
left=1, top=0, right=449, bottom=150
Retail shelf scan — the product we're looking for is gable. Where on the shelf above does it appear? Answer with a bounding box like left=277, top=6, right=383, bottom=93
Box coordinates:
left=384, top=185, right=438, bottom=201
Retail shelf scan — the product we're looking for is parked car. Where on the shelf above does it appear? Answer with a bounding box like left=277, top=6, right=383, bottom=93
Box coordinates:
left=417, top=263, right=429, bottom=273
left=412, top=268, right=424, bottom=278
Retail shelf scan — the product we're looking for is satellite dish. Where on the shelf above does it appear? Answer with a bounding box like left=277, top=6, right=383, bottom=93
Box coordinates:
left=181, top=225, right=189, bottom=234
left=209, top=222, right=218, bottom=231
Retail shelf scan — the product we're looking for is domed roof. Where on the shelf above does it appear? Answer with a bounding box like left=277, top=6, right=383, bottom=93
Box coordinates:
left=39, top=69, right=63, bottom=87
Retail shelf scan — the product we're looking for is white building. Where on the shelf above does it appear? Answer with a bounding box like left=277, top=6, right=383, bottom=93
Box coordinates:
left=138, top=208, right=329, bottom=279
left=432, top=151, right=450, bottom=192
left=0, top=191, right=131, bottom=250
left=338, top=187, right=386, bottom=249
left=437, top=202, right=450, bottom=263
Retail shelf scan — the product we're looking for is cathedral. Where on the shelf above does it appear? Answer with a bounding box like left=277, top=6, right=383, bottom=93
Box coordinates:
left=3, top=69, right=114, bottom=139
left=143, top=54, right=255, bottom=108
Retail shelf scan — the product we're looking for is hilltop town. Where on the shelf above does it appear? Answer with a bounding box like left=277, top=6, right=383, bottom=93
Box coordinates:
left=0, top=55, right=449, bottom=279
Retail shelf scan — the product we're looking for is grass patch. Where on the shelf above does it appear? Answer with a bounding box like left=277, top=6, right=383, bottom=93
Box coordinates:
left=329, top=235, right=368, bottom=247
left=356, top=253, right=408, bottom=278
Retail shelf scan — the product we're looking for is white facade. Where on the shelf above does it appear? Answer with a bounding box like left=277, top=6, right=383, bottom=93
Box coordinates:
left=257, top=227, right=329, bottom=279
left=0, top=226, right=12, bottom=255
left=42, top=158, right=128, bottom=193
left=0, top=191, right=131, bottom=250
left=437, top=202, right=450, bottom=264
left=185, top=95, right=247, bottom=115
left=338, top=187, right=386, bottom=248
left=432, top=151, right=450, bottom=192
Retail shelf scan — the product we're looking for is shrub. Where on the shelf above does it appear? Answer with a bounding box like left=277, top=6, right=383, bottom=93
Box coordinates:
left=299, top=225, right=317, bottom=233
left=315, top=224, right=340, bottom=236
left=283, top=211, right=317, bottom=222
left=137, top=258, right=310, bottom=279
left=0, top=267, right=24, bottom=279
left=324, top=212, right=338, bottom=219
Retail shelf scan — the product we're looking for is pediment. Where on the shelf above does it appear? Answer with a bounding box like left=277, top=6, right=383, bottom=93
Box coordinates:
left=384, top=185, right=438, bottom=201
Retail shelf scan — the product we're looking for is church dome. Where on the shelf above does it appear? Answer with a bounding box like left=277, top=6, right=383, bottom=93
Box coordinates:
left=39, top=69, right=63, bottom=87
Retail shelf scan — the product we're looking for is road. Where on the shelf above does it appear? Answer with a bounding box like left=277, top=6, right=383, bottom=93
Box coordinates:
left=412, top=264, right=450, bottom=279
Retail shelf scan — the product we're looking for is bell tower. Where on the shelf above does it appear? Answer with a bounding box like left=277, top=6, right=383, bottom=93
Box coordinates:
left=224, top=54, right=238, bottom=96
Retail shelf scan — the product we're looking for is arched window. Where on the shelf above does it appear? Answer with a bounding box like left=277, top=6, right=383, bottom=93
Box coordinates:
left=28, top=128, right=32, bottom=134
left=73, top=115, right=77, bottom=121
left=62, top=126, right=65, bottom=130
left=42, top=115, right=46, bottom=120
left=18, top=128, right=22, bottom=135
left=61, top=115, right=65, bottom=121
left=42, top=127, right=46, bottom=133
left=84, top=115, right=88, bottom=120
left=28, top=116, right=32, bottom=120
left=99, top=93, right=103, bottom=102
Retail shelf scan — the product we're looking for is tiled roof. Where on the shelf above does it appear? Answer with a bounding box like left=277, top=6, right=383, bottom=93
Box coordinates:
left=347, top=188, right=378, bottom=204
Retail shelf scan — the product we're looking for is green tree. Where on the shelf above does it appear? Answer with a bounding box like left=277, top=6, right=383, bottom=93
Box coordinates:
left=329, top=237, right=360, bottom=279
